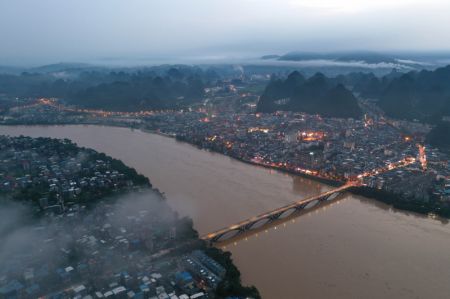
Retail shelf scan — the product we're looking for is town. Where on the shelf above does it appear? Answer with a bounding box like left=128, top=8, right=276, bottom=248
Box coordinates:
left=0, top=136, right=259, bottom=299
left=1, top=93, right=450, bottom=218
left=144, top=110, right=450, bottom=214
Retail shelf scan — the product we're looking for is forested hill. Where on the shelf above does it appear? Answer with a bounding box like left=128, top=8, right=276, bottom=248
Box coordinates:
left=427, top=122, right=450, bottom=150
left=0, top=67, right=209, bottom=111
left=71, top=75, right=205, bottom=111
left=257, top=71, right=362, bottom=118
left=352, top=65, right=450, bottom=122
left=378, top=66, right=450, bottom=122
left=257, top=65, right=450, bottom=122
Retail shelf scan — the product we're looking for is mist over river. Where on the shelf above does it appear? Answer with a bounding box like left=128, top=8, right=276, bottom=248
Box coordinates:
left=2, top=125, right=450, bottom=299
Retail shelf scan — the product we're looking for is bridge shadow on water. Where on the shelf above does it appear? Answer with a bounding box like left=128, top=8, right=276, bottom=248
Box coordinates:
left=214, top=192, right=350, bottom=248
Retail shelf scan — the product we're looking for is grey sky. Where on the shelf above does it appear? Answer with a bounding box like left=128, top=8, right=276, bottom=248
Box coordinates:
left=1, top=0, right=449, bottom=65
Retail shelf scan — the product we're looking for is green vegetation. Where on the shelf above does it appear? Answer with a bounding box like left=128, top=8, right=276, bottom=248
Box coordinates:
left=256, top=65, right=450, bottom=123
left=72, top=75, right=205, bottom=111
left=1, top=136, right=150, bottom=209
left=352, top=66, right=450, bottom=122
left=1, top=135, right=260, bottom=297
left=427, top=122, right=450, bottom=150
left=257, top=71, right=362, bottom=118
left=0, top=67, right=208, bottom=111
left=204, top=247, right=261, bottom=299
left=88, top=151, right=150, bottom=186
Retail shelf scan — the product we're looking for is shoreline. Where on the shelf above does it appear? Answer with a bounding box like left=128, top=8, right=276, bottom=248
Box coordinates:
left=144, top=129, right=343, bottom=186
left=1, top=122, right=448, bottom=220
left=0, top=131, right=261, bottom=298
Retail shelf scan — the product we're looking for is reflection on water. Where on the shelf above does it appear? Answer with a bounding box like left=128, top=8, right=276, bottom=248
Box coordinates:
left=292, top=176, right=323, bottom=195
left=218, top=194, right=349, bottom=248
left=2, top=125, right=450, bottom=299
left=352, top=195, right=450, bottom=225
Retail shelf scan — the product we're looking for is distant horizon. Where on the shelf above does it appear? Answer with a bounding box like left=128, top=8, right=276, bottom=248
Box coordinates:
left=2, top=0, right=450, bottom=66
left=2, top=49, right=450, bottom=68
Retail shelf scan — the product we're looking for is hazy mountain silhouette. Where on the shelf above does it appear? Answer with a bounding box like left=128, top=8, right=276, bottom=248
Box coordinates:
left=257, top=71, right=362, bottom=118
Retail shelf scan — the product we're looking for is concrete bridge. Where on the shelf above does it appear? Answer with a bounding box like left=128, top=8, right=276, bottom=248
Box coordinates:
left=201, top=181, right=358, bottom=243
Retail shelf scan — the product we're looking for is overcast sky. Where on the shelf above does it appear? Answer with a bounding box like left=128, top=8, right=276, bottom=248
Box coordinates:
left=1, top=0, right=450, bottom=65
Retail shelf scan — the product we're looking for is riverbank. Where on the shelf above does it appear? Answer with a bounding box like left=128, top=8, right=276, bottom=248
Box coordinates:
left=170, top=132, right=344, bottom=187
left=350, top=186, right=450, bottom=220
left=148, top=129, right=450, bottom=220
left=3, top=122, right=447, bottom=221
left=3, top=124, right=450, bottom=298
left=0, top=132, right=261, bottom=299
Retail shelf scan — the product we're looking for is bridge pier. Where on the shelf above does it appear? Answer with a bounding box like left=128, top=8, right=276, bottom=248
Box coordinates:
left=202, top=184, right=354, bottom=244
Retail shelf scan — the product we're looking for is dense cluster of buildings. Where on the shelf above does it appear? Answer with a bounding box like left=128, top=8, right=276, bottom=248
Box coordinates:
left=0, top=136, right=141, bottom=213
left=0, top=100, right=87, bottom=125
left=2, top=95, right=450, bottom=205
left=144, top=111, right=450, bottom=204
left=0, top=192, right=225, bottom=299
left=0, top=99, right=151, bottom=126
left=0, top=136, right=235, bottom=299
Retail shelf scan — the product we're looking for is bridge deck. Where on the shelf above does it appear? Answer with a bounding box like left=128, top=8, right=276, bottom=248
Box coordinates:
left=202, top=182, right=355, bottom=241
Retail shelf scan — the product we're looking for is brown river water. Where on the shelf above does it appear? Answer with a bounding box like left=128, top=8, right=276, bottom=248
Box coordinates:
left=1, top=125, right=450, bottom=299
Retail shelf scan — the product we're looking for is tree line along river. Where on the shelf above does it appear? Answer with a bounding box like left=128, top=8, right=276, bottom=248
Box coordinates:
left=1, top=125, right=450, bottom=299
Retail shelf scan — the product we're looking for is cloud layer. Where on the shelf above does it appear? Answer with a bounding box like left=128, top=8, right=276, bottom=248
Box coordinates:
left=0, top=0, right=449, bottom=65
